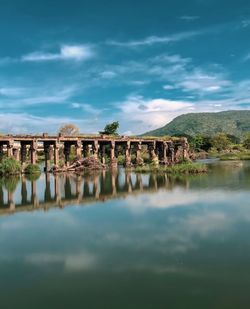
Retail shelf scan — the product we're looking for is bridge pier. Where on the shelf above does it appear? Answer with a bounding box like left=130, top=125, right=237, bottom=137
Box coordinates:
left=110, top=141, right=117, bottom=168
left=30, top=140, right=37, bottom=164
left=125, top=141, right=132, bottom=167
left=149, top=141, right=159, bottom=165
left=136, top=142, right=143, bottom=165
left=93, top=140, right=99, bottom=159
left=7, top=140, right=14, bottom=157
left=54, top=142, right=60, bottom=166
left=13, top=146, right=20, bottom=161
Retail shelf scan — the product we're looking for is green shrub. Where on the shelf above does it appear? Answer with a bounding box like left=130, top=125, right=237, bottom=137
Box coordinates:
left=117, top=154, right=125, bottom=165
left=24, top=164, right=41, bottom=174
left=0, top=157, right=21, bottom=175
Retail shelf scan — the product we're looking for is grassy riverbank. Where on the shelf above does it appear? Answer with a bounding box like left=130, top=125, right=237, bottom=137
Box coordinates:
left=134, top=162, right=208, bottom=175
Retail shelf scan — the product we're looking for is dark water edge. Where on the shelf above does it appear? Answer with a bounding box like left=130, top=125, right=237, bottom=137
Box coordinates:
left=0, top=161, right=250, bottom=308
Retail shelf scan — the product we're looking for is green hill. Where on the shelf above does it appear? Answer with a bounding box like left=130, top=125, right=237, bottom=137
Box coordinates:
left=143, top=110, right=250, bottom=138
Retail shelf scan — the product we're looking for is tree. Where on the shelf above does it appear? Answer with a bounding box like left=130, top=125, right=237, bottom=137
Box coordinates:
left=189, top=135, right=212, bottom=152
left=58, top=124, right=80, bottom=136
left=211, top=133, right=230, bottom=151
left=100, top=121, right=119, bottom=135
left=243, top=133, right=250, bottom=149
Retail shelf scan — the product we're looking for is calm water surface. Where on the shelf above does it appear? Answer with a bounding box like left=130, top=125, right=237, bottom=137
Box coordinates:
left=0, top=161, right=250, bottom=308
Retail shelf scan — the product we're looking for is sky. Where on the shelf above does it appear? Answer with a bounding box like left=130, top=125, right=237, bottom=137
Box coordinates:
left=1, top=0, right=250, bottom=135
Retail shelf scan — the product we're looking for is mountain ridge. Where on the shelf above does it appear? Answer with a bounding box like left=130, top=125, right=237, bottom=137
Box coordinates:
left=143, top=110, right=250, bottom=138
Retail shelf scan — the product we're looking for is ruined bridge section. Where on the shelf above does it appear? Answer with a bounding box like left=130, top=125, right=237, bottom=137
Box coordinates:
left=0, top=134, right=189, bottom=171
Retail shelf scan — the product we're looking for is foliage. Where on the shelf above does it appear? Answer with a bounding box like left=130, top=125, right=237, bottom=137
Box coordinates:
left=143, top=110, right=250, bottom=139
left=219, top=152, right=250, bottom=161
left=165, top=163, right=208, bottom=174
left=210, top=133, right=231, bottom=151
left=0, top=157, right=21, bottom=175
left=243, top=133, right=250, bottom=149
left=189, top=135, right=212, bottom=151
left=134, top=162, right=207, bottom=174
left=1, top=176, right=20, bottom=192
left=100, top=121, right=119, bottom=135
left=117, top=154, right=125, bottom=165
left=59, top=124, right=80, bottom=136
left=24, top=164, right=41, bottom=174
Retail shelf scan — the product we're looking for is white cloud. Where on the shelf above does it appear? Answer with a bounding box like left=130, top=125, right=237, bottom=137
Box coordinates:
left=22, top=45, right=94, bottom=62
left=177, top=70, right=231, bottom=93
left=180, top=16, right=200, bottom=21
left=0, top=113, right=101, bottom=134
left=241, top=19, right=250, bottom=28
left=99, top=71, right=117, bottom=79
left=0, top=87, right=25, bottom=96
left=118, top=95, right=194, bottom=133
left=163, top=85, right=175, bottom=90
left=107, top=31, right=201, bottom=47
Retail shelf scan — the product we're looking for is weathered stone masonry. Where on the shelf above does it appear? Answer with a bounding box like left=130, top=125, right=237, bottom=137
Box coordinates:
left=0, top=134, right=189, bottom=171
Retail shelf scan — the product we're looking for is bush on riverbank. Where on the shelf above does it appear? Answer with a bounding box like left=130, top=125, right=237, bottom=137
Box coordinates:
left=0, top=157, right=21, bottom=175
left=24, top=164, right=41, bottom=175
left=134, top=162, right=207, bottom=175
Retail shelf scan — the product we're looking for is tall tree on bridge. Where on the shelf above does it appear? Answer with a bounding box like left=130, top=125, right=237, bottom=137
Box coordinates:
left=58, top=124, right=80, bottom=136
left=99, top=121, right=119, bottom=135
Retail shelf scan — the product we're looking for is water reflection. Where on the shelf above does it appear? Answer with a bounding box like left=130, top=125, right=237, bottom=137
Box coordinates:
left=1, top=162, right=250, bottom=308
left=0, top=169, right=191, bottom=215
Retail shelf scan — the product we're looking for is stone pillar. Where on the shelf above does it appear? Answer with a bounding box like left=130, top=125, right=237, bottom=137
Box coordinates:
left=169, top=141, right=175, bottom=163
left=125, top=141, right=132, bottom=167
left=7, top=140, right=14, bottom=157
left=54, top=142, right=60, bottom=166
left=181, top=137, right=189, bottom=160
left=44, top=143, right=51, bottom=172
left=13, top=146, right=20, bottom=161
left=163, top=142, right=168, bottom=165
left=136, top=142, right=143, bottom=165
left=76, top=140, right=82, bottom=158
left=49, top=145, right=54, bottom=161
left=30, top=140, right=38, bottom=164
left=63, top=143, right=70, bottom=167
left=93, top=140, right=99, bottom=159
left=110, top=141, right=117, bottom=168
left=149, top=142, right=159, bottom=166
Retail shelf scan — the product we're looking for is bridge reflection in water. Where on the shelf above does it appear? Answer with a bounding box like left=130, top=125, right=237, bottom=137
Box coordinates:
left=0, top=170, right=189, bottom=215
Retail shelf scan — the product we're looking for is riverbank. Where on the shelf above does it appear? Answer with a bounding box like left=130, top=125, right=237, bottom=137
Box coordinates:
left=134, top=162, right=208, bottom=175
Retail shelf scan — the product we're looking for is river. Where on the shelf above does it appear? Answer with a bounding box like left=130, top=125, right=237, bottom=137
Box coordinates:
left=0, top=161, right=250, bottom=308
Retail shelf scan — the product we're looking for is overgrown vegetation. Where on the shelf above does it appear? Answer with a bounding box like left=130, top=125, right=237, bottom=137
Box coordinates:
left=0, top=157, right=21, bottom=175
left=134, top=162, right=207, bottom=175
left=186, top=132, right=250, bottom=161
left=24, top=164, right=41, bottom=175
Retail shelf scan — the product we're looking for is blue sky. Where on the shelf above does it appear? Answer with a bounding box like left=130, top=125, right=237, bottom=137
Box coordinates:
left=1, top=0, right=250, bottom=134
